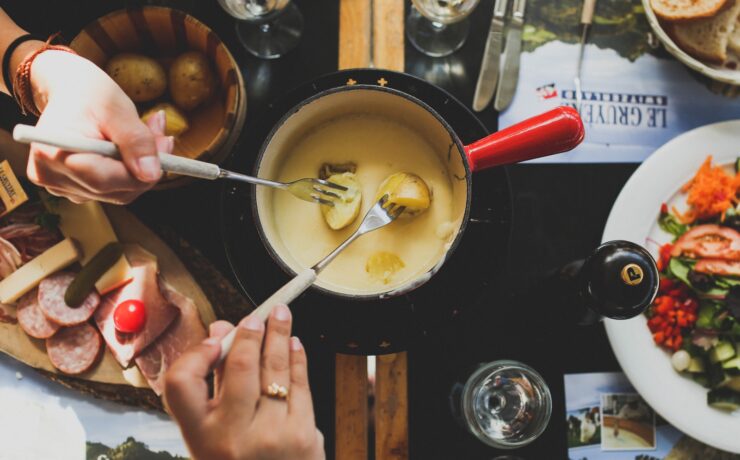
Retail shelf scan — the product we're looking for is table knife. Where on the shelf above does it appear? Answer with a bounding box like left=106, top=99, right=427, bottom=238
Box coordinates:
left=472, top=0, right=508, bottom=112
left=575, top=0, right=597, bottom=114
left=494, top=0, right=526, bottom=112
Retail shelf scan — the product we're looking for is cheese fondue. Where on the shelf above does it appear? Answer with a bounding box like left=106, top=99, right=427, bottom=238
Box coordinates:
left=270, top=114, right=456, bottom=295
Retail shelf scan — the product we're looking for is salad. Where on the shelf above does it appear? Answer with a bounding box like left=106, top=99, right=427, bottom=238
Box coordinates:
left=648, top=156, right=740, bottom=412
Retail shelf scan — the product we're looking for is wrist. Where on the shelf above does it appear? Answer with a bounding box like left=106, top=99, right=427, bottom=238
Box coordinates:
left=28, top=49, right=81, bottom=113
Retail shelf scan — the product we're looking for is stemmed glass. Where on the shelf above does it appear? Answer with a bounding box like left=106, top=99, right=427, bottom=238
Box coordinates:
left=452, top=360, right=552, bottom=448
left=217, top=0, right=304, bottom=59
left=407, top=0, right=480, bottom=57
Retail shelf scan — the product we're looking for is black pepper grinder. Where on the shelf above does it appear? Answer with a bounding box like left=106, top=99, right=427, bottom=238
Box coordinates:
left=549, top=240, right=659, bottom=325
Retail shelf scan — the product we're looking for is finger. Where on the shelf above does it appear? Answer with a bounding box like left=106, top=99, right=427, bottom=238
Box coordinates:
left=220, top=313, right=265, bottom=421
left=45, top=187, right=89, bottom=204
left=208, top=320, right=234, bottom=398
left=260, top=304, right=293, bottom=413
left=163, top=337, right=221, bottom=436
left=288, top=336, right=315, bottom=419
left=31, top=144, right=148, bottom=194
left=145, top=109, right=166, bottom=136
left=99, top=98, right=162, bottom=183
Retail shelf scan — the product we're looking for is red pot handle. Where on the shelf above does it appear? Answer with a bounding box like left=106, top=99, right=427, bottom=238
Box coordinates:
left=464, top=106, right=585, bottom=172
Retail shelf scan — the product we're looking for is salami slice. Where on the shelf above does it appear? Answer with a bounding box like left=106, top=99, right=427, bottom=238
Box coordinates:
left=38, top=272, right=100, bottom=326
left=46, top=323, right=102, bottom=374
left=16, top=288, right=60, bottom=339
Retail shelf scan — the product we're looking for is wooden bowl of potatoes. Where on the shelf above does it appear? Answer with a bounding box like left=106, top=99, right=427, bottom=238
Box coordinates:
left=70, top=7, right=247, bottom=188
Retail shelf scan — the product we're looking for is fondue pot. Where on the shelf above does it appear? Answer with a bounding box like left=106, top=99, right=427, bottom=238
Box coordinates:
left=221, top=69, right=582, bottom=354
left=251, top=86, right=583, bottom=299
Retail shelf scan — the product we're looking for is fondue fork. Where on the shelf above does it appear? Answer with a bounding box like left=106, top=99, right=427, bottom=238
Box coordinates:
left=12, top=124, right=348, bottom=206
left=217, top=196, right=405, bottom=363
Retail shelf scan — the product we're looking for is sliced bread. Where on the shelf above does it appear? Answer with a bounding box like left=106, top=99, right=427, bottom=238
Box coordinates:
left=729, top=16, right=740, bottom=53
left=668, top=0, right=740, bottom=63
left=651, top=0, right=728, bottom=21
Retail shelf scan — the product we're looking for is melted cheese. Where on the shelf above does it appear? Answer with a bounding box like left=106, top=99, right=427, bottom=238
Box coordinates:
left=270, top=114, right=455, bottom=295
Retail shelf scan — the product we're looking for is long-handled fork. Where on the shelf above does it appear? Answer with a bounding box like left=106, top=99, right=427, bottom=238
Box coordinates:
left=217, top=195, right=405, bottom=362
left=12, top=124, right=348, bottom=206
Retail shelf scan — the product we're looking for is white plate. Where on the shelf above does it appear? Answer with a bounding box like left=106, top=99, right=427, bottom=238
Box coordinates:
left=602, top=120, right=740, bottom=454
left=642, top=0, right=740, bottom=86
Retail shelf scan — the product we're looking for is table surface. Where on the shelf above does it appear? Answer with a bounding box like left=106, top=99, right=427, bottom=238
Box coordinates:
left=0, top=0, right=643, bottom=458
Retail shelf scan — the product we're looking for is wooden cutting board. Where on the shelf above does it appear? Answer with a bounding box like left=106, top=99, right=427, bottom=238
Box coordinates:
left=0, top=205, right=217, bottom=388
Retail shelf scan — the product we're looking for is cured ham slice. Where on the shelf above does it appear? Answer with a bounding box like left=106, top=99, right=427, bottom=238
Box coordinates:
left=671, top=224, right=740, bottom=260
left=94, top=247, right=178, bottom=367
left=694, top=258, right=740, bottom=277
left=135, top=282, right=206, bottom=395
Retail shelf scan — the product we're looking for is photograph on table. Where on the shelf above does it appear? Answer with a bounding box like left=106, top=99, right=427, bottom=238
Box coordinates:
left=600, top=393, right=656, bottom=451
left=567, top=406, right=602, bottom=448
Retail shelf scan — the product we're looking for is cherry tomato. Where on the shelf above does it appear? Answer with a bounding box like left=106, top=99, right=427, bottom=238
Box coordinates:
left=114, top=299, right=146, bottom=333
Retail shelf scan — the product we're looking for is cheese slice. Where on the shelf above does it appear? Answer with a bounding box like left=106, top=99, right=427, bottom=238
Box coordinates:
left=0, top=238, right=79, bottom=303
left=47, top=199, right=133, bottom=294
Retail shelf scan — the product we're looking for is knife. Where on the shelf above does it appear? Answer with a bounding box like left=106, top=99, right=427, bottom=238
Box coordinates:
left=494, top=0, right=526, bottom=112
left=472, top=0, right=508, bottom=112
left=574, top=0, right=597, bottom=114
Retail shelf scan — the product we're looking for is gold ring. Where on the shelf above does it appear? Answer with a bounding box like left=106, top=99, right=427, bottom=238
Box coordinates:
left=264, top=382, right=289, bottom=400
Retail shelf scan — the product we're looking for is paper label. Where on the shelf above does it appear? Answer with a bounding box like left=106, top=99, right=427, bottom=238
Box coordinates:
left=0, top=160, right=27, bottom=217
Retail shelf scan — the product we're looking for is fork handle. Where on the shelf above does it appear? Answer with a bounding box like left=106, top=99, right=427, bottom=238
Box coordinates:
left=218, top=268, right=317, bottom=363
left=13, top=124, right=222, bottom=180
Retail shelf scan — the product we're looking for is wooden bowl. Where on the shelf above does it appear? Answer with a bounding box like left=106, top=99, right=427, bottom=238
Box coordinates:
left=70, top=7, right=247, bottom=188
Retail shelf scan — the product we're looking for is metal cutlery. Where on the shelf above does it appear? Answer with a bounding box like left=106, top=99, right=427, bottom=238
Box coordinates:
left=217, top=195, right=405, bottom=362
left=12, top=124, right=348, bottom=206
left=472, top=0, right=508, bottom=112
left=494, top=0, right=526, bottom=112
left=574, top=0, right=597, bottom=114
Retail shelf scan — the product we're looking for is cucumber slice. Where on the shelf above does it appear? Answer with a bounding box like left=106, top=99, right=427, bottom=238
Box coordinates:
left=722, top=376, right=740, bottom=392
left=693, top=374, right=710, bottom=388
left=710, top=341, right=736, bottom=364
left=697, top=305, right=716, bottom=329
left=707, top=362, right=729, bottom=387
left=708, top=388, right=740, bottom=411
left=688, top=357, right=706, bottom=373
left=724, top=356, right=740, bottom=376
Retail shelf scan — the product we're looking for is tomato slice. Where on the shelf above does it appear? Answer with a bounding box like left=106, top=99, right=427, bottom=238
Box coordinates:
left=113, top=299, right=147, bottom=334
left=670, top=224, right=740, bottom=260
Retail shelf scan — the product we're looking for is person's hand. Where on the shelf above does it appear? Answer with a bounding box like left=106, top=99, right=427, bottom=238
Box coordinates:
left=26, top=50, right=171, bottom=204
left=164, top=305, right=325, bottom=460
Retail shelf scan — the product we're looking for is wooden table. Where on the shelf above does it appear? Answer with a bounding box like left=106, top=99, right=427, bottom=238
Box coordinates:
left=335, top=2, right=408, bottom=458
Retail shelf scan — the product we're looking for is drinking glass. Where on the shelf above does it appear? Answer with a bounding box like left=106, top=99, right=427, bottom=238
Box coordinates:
left=407, top=0, right=480, bottom=57
left=217, top=0, right=303, bottom=59
left=454, top=360, right=552, bottom=448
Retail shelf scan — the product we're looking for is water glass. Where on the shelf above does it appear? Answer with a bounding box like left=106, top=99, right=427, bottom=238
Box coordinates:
left=454, top=360, right=552, bottom=448
left=218, top=0, right=303, bottom=59
left=407, top=0, right=480, bottom=57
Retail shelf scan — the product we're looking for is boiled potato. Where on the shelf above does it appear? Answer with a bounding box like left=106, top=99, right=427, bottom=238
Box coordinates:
left=366, top=252, right=405, bottom=284
left=106, top=53, right=166, bottom=102
left=374, top=172, right=431, bottom=217
left=320, top=172, right=362, bottom=230
left=169, top=51, right=216, bottom=111
left=141, top=103, right=189, bottom=137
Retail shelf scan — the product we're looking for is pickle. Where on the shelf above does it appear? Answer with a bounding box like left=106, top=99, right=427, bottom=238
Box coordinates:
left=374, top=172, right=431, bottom=217
left=65, top=242, right=124, bottom=307
left=320, top=172, right=363, bottom=230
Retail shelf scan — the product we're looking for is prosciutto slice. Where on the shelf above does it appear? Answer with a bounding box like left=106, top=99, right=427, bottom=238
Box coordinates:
left=135, top=282, right=206, bottom=395
left=94, top=247, right=178, bottom=367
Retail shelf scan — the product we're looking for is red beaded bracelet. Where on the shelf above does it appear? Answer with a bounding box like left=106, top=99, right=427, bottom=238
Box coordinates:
left=12, top=35, right=76, bottom=117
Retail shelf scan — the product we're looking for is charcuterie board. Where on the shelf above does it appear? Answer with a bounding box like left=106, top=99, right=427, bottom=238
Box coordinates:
left=0, top=205, right=217, bottom=400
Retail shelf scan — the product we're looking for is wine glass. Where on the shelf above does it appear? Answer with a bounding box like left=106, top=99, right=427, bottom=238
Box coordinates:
left=217, top=0, right=303, bottom=59
left=407, top=0, right=481, bottom=57
left=455, top=360, right=552, bottom=448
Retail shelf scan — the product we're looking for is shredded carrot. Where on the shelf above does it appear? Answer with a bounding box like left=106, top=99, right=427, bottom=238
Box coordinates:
left=678, top=156, right=740, bottom=224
